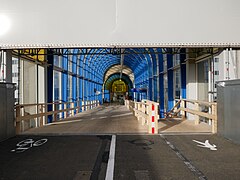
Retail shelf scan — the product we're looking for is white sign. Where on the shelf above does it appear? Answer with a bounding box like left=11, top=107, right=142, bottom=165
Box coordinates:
left=193, top=139, right=217, bottom=151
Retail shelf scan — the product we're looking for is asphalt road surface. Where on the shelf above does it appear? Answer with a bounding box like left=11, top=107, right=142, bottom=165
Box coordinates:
left=0, top=134, right=240, bottom=180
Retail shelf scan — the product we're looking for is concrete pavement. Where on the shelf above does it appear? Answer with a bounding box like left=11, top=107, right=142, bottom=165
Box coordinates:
left=23, top=105, right=148, bottom=135
left=0, top=134, right=240, bottom=180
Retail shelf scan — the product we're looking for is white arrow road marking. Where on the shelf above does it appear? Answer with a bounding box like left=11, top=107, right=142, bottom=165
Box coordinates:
left=193, top=140, right=217, bottom=151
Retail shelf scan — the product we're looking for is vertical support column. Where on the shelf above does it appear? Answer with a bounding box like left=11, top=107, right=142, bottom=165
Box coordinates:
left=167, top=49, right=174, bottom=111
left=180, top=48, right=186, bottom=99
left=146, top=53, right=153, bottom=101
left=72, top=53, right=77, bottom=115
left=150, top=48, right=158, bottom=102
left=0, top=50, right=3, bottom=80
left=79, top=53, right=84, bottom=112
left=62, top=51, right=68, bottom=118
left=79, top=78, right=83, bottom=112
left=148, top=77, right=153, bottom=101
left=72, top=75, right=77, bottom=115
left=47, top=50, right=53, bottom=123
left=158, top=48, right=165, bottom=118
left=186, top=55, right=197, bottom=120
left=6, top=50, right=12, bottom=83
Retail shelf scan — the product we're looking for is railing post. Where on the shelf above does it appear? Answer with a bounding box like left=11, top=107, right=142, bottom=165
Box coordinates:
left=71, top=102, right=74, bottom=115
left=43, top=104, right=47, bottom=125
left=53, top=103, right=58, bottom=121
left=39, top=104, right=44, bottom=126
left=82, top=101, right=84, bottom=112
left=77, top=101, right=80, bottom=113
left=181, top=100, right=186, bottom=119
left=146, top=103, right=149, bottom=126
left=125, top=100, right=129, bottom=109
left=212, top=104, right=217, bottom=133
left=147, top=103, right=151, bottom=133
left=64, top=103, right=67, bottom=118
left=137, top=103, right=141, bottom=122
left=154, top=103, right=159, bottom=134
left=15, top=106, right=21, bottom=134
left=143, top=104, right=148, bottom=125
left=141, top=103, right=145, bottom=125
left=195, top=102, right=200, bottom=125
left=133, top=102, right=136, bottom=116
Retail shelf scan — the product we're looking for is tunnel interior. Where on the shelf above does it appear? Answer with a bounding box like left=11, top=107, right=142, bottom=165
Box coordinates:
left=2, top=47, right=225, bottom=123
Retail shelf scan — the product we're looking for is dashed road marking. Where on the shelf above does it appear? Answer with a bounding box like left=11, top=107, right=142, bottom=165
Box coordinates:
left=160, top=134, right=207, bottom=180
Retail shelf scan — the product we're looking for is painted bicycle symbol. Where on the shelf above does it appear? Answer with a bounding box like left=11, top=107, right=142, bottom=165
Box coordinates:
left=11, top=138, right=48, bottom=153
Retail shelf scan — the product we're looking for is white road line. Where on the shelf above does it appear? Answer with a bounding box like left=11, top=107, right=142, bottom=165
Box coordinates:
left=105, top=135, right=116, bottom=180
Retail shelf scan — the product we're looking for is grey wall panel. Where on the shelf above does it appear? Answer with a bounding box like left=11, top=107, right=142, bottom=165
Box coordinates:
left=0, top=0, right=240, bottom=48
left=0, top=86, right=7, bottom=141
left=0, top=83, right=15, bottom=142
left=217, top=80, right=240, bottom=144
left=6, top=86, right=15, bottom=137
left=217, top=86, right=224, bottom=135
left=224, top=85, right=240, bottom=143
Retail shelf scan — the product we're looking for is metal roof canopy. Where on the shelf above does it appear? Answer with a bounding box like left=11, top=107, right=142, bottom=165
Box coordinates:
left=0, top=0, right=240, bottom=49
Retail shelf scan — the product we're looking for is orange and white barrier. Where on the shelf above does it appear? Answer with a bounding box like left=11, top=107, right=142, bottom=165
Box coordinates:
left=125, top=99, right=159, bottom=134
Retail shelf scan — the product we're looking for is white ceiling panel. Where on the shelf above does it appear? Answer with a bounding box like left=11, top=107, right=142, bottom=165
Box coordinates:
left=0, top=0, right=240, bottom=48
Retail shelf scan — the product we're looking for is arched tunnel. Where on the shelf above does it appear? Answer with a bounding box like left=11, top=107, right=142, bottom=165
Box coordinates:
left=46, top=48, right=182, bottom=119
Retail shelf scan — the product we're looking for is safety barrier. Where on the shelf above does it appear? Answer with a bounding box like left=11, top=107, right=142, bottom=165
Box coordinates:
left=15, top=100, right=100, bottom=133
left=165, top=99, right=217, bottom=133
left=125, top=99, right=159, bottom=134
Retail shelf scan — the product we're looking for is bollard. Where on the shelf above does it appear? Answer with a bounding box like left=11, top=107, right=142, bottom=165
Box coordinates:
left=148, top=104, right=158, bottom=134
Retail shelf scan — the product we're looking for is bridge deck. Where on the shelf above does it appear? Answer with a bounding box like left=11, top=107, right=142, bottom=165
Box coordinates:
left=22, top=105, right=211, bottom=135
